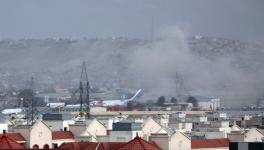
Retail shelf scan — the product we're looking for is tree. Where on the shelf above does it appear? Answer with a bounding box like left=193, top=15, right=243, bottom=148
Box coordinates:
left=186, top=96, right=198, bottom=107
left=170, top=97, right=178, bottom=104
left=156, top=96, right=165, bottom=106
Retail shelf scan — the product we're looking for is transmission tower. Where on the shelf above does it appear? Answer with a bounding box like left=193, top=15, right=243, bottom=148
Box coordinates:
left=25, top=76, right=36, bottom=126
left=79, top=62, right=90, bottom=120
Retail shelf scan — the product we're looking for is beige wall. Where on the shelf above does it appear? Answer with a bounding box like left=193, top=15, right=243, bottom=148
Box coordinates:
left=150, top=132, right=191, bottom=150
left=29, top=121, right=52, bottom=148
left=244, top=128, right=264, bottom=142
left=142, top=118, right=161, bottom=138
left=69, top=119, right=107, bottom=142
left=86, top=119, right=107, bottom=142
left=170, top=132, right=191, bottom=150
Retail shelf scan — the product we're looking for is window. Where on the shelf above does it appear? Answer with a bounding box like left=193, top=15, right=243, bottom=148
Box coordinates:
left=33, top=144, right=39, bottom=149
left=43, top=144, right=49, bottom=149
left=53, top=143, right=58, bottom=149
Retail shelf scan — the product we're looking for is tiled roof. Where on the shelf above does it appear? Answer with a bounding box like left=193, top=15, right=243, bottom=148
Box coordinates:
left=52, top=131, right=74, bottom=140
left=116, top=135, right=162, bottom=150
left=0, top=133, right=26, bottom=142
left=99, top=142, right=125, bottom=150
left=0, top=134, right=25, bottom=149
left=58, top=135, right=162, bottom=150
left=191, top=138, right=229, bottom=149
left=59, top=142, right=99, bottom=150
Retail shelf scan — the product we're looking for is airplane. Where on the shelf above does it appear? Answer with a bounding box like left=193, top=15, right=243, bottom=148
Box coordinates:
left=64, top=89, right=143, bottom=109
left=93, top=89, right=143, bottom=107
left=1, top=108, right=25, bottom=115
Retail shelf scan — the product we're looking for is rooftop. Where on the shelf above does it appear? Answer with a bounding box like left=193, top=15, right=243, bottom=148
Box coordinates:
left=52, top=131, right=74, bottom=140
left=43, top=113, right=73, bottom=121
left=0, top=133, right=25, bottom=149
left=191, top=138, right=229, bottom=149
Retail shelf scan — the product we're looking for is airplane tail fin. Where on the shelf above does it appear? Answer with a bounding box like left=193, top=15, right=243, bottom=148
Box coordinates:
left=128, top=89, right=143, bottom=101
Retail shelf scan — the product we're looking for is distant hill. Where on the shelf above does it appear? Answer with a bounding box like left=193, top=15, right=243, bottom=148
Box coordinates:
left=0, top=36, right=263, bottom=106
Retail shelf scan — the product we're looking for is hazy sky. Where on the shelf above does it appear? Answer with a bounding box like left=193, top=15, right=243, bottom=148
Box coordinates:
left=0, top=0, right=263, bottom=42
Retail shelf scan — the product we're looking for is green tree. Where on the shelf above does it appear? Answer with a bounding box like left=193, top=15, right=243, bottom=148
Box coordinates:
left=156, top=96, right=165, bottom=106
left=186, top=96, right=198, bottom=107
left=170, top=97, right=178, bottom=104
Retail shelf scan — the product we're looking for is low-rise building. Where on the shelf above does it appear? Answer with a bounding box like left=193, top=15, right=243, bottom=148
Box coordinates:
left=142, top=117, right=162, bottom=139
left=109, top=121, right=143, bottom=142
left=150, top=131, right=191, bottom=150
left=42, top=113, right=75, bottom=131
left=12, top=120, right=52, bottom=149
left=69, top=118, right=107, bottom=142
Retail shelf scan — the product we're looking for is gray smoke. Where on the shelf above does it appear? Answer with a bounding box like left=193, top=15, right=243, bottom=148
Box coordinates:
left=0, top=28, right=264, bottom=106
left=127, top=27, right=264, bottom=106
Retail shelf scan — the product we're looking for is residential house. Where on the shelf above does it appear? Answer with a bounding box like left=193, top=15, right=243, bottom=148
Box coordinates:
left=69, top=118, right=107, bottom=142
left=169, top=119, right=192, bottom=133
left=58, top=134, right=162, bottom=150
left=12, top=120, right=52, bottom=149
left=244, top=128, right=264, bottom=142
left=150, top=131, right=191, bottom=150
left=109, top=121, right=143, bottom=142
left=227, top=124, right=244, bottom=142
left=142, top=117, right=162, bottom=139
left=42, top=113, right=75, bottom=131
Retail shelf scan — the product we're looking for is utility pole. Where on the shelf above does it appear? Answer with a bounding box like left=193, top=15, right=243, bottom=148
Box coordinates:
left=30, top=76, right=35, bottom=126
